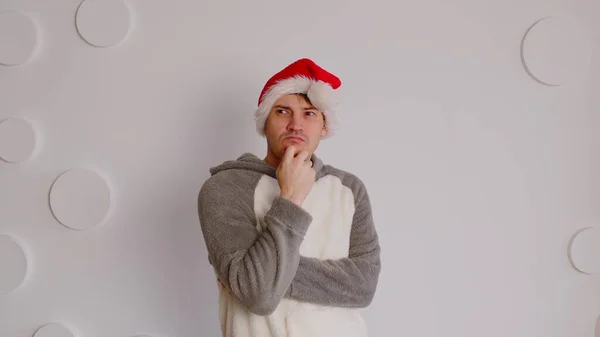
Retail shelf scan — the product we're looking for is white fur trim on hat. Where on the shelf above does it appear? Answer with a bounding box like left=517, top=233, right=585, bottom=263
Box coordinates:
left=254, top=76, right=340, bottom=138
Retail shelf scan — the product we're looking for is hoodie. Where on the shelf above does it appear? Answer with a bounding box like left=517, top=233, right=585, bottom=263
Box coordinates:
left=197, top=152, right=381, bottom=337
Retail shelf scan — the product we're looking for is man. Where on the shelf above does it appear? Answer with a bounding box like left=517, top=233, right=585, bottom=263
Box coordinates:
left=197, top=58, right=381, bottom=337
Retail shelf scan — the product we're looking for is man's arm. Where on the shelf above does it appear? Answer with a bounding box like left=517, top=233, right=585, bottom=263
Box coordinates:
left=198, top=172, right=312, bottom=316
left=285, top=176, right=381, bottom=308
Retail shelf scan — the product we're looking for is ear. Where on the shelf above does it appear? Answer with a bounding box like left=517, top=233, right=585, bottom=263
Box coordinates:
left=321, top=124, right=328, bottom=138
left=263, top=110, right=274, bottom=134
left=320, top=111, right=329, bottom=137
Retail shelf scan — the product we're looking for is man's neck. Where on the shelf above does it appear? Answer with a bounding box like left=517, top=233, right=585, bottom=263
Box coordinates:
left=263, top=151, right=280, bottom=168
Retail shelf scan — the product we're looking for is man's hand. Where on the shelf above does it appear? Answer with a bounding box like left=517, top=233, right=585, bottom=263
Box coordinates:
left=277, top=146, right=316, bottom=206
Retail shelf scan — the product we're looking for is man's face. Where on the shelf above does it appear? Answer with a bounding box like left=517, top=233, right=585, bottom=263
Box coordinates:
left=264, top=93, right=328, bottom=160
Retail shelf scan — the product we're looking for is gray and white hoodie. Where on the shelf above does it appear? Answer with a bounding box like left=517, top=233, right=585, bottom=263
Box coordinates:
left=197, top=152, right=381, bottom=337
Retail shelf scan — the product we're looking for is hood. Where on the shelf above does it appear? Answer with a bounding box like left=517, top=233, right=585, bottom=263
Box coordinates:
left=209, top=152, right=326, bottom=179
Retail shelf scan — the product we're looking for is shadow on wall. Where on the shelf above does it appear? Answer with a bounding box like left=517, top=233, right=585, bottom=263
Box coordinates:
left=195, top=71, right=261, bottom=164
left=185, top=70, right=260, bottom=262
left=140, top=70, right=263, bottom=336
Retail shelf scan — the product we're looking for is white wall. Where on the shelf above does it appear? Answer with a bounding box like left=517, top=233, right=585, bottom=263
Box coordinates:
left=1, top=0, right=599, bottom=336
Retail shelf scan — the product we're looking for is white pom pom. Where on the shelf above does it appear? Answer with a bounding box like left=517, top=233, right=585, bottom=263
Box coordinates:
left=307, top=81, right=339, bottom=111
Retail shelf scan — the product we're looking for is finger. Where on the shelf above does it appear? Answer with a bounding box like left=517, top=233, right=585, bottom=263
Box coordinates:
left=283, top=145, right=296, bottom=161
left=295, top=150, right=310, bottom=162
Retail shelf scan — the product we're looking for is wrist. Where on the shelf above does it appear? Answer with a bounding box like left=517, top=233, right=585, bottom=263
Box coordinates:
left=280, top=191, right=302, bottom=206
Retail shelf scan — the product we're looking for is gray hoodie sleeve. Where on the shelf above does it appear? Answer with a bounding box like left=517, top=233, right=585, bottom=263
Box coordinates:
left=284, top=174, right=381, bottom=308
left=198, top=171, right=313, bottom=316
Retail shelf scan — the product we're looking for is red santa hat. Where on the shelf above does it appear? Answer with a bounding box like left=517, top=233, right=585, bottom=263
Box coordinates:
left=254, top=58, right=342, bottom=138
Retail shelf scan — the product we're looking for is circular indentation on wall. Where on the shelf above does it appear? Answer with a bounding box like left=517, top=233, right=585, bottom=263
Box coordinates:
left=0, top=10, right=39, bottom=66
left=0, top=117, right=37, bottom=163
left=568, top=227, right=600, bottom=275
left=33, top=322, right=75, bottom=337
left=49, top=168, right=112, bottom=230
left=0, top=234, right=28, bottom=294
left=75, top=0, right=132, bottom=47
left=521, top=16, right=594, bottom=86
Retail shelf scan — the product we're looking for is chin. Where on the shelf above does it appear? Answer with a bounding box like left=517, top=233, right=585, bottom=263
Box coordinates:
left=282, top=142, right=305, bottom=153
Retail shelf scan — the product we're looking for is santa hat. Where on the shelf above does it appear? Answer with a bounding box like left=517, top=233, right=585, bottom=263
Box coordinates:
left=254, top=58, right=342, bottom=138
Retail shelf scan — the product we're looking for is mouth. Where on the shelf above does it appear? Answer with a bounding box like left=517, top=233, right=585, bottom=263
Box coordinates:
left=283, top=136, right=305, bottom=143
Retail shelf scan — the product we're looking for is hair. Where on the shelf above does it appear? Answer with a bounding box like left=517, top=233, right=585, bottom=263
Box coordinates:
left=295, top=93, right=327, bottom=127
left=297, top=93, right=311, bottom=103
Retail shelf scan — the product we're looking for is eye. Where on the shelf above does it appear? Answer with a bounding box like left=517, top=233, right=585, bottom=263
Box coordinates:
left=306, top=111, right=316, bottom=116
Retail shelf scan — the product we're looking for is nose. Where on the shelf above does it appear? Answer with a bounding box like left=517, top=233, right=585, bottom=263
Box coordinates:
left=286, top=113, right=304, bottom=132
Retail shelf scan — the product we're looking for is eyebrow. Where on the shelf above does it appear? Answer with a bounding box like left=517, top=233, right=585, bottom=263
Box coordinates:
left=273, top=104, right=317, bottom=111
